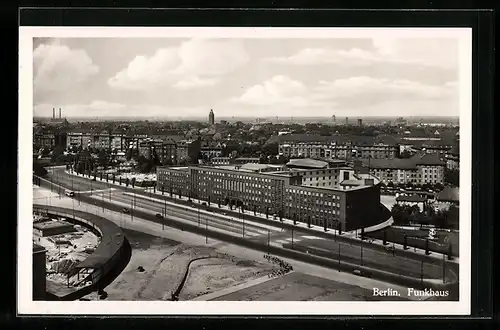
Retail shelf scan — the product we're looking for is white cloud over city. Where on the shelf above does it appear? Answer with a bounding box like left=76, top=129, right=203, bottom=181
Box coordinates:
left=32, top=35, right=462, bottom=118
left=33, top=40, right=100, bottom=100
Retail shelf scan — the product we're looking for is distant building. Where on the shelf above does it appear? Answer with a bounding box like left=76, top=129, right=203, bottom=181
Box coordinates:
left=209, top=109, right=215, bottom=125
left=357, top=119, right=363, bottom=127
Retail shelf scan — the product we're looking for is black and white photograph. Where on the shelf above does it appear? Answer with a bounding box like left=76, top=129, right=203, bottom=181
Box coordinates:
left=19, top=27, right=471, bottom=315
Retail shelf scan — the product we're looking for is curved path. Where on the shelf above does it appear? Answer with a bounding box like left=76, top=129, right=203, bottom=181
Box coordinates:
left=171, top=256, right=214, bottom=301
left=33, top=205, right=131, bottom=300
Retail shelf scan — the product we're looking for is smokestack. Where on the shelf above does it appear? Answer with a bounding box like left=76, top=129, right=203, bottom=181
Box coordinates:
left=59, top=108, right=61, bottom=119
left=52, top=108, right=55, bottom=119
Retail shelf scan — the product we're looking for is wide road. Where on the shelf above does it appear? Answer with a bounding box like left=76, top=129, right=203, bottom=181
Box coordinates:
left=43, top=168, right=458, bottom=282
left=81, top=188, right=455, bottom=282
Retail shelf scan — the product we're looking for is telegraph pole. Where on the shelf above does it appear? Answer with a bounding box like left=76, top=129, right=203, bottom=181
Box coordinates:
left=198, top=204, right=200, bottom=226
left=267, top=229, right=270, bottom=252
left=205, top=216, right=208, bottom=244
left=338, top=243, right=341, bottom=272
left=360, top=245, right=364, bottom=266
left=442, top=254, right=446, bottom=284
left=420, top=260, right=424, bottom=286
left=291, top=227, right=294, bottom=249
left=131, top=199, right=134, bottom=222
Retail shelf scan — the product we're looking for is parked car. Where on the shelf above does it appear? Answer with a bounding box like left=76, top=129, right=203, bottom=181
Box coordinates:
left=201, top=202, right=207, bottom=206
left=155, top=213, right=163, bottom=219
left=65, top=190, right=75, bottom=197
left=122, top=208, right=129, bottom=214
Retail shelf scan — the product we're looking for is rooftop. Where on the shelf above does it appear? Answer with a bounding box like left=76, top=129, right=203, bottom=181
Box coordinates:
left=396, top=194, right=427, bottom=203
left=363, top=152, right=446, bottom=169
left=286, top=158, right=329, bottom=169
left=436, top=187, right=459, bottom=203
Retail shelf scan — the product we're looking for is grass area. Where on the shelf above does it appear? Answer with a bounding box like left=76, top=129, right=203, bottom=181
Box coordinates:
left=212, top=272, right=410, bottom=301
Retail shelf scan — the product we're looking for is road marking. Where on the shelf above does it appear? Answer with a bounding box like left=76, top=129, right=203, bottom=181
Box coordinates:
left=301, top=235, right=323, bottom=240
left=79, top=188, right=116, bottom=194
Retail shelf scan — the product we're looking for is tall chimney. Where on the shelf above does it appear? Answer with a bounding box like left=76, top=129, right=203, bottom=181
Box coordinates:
left=52, top=108, right=55, bottom=119
left=59, top=108, right=62, bottom=119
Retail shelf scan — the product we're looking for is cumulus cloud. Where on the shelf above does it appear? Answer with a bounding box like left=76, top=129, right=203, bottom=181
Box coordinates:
left=265, top=38, right=458, bottom=69
left=108, top=38, right=249, bottom=91
left=172, top=76, right=219, bottom=90
left=315, top=76, right=457, bottom=101
left=228, top=74, right=458, bottom=117
left=231, top=75, right=310, bottom=107
left=33, top=41, right=100, bottom=97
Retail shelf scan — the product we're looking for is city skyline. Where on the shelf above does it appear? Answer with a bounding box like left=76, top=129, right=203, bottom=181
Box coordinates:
left=33, top=35, right=461, bottom=119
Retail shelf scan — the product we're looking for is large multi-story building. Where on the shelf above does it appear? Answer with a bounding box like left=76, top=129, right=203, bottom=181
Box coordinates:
left=364, top=152, right=446, bottom=186
left=177, top=139, right=201, bottom=164
left=278, top=134, right=399, bottom=160
left=33, top=127, right=56, bottom=149
left=157, top=162, right=382, bottom=231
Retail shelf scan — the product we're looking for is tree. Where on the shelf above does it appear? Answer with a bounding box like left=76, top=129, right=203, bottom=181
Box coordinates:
left=33, top=161, right=48, bottom=177
left=51, top=145, right=65, bottom=163
left=444, top=168, right=459, bottom=187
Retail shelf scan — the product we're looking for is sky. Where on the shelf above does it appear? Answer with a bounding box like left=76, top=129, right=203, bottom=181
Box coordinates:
left=32, top=35, right=461, bottom=119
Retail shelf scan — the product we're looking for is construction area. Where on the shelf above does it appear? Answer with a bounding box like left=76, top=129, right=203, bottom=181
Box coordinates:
left=104, top=229, right=277, bottom=301
left=33, top=213, right=101, bottom=294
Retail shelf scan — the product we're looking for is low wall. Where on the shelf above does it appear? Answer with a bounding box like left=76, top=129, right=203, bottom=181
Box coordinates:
left=32, top=205, right=130, bottom=301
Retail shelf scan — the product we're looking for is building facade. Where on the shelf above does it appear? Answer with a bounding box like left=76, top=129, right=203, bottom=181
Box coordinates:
left=157, top=165, right=382, bottom=231
left=366, top=153, right=446, bottom=186
left=278, top=135, right=399, bottom=160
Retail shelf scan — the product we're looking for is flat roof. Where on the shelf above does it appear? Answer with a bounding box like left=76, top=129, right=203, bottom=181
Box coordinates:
left=240, top=163, right=272, bottom=171
left=286, top=158, right=329, bottom=169
left=33, top=205, right=125, bottom=270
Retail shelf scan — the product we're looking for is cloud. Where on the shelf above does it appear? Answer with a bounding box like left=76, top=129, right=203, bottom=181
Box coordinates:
left=108, top=38, right=249, bottom=91
left=172, top=76, right=219, bottom=90
left=265, top=38, right=458, bottom=69
left=231, top=75, right=310, bottom=107
left=33, top=41, right=100, bottom=97
left=33, top=101, right=211, bottom=118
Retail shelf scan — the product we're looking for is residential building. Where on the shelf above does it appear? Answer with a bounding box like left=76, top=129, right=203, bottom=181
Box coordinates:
left=177, top=139, right=201, bottom=164
left=157, top=163, right=381, bottom=231
left=278, top=134, right=399, bottom=160
left=34, top=128, right=55, bottom=148
left=364, top=152, right=446, bottom=186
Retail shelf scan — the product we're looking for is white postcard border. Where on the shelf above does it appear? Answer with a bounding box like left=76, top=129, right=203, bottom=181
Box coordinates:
left=18, top=26, right=472, bottom=316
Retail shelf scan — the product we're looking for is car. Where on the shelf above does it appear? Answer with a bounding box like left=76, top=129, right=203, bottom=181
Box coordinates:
left=122, top=208, right=130, bottom=214
left=155, top=213, right=163, bottom=219
left=201, top=202, right=207, bottom=206
left=65, top=190, right=75, bottom=197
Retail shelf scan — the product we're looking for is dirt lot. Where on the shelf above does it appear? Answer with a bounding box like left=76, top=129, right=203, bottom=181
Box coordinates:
left=105, top=229, right=274, bottom=301
left=212, top=272, right=410, bottom=301
left=180, top=258, right=274, bottom=301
